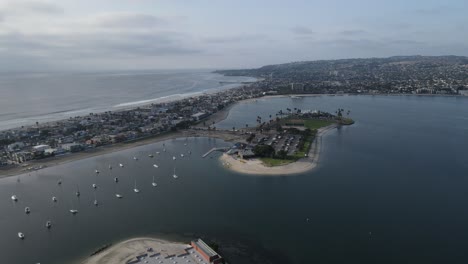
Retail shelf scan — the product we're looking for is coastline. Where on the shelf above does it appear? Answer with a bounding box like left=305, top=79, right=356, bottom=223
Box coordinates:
left=0, top=92, right=350, bottom=179
left=0, top=131, right=185, bottom=178
left=80, top=237, right=188, bottom=264
left=219, top=124, right=338, bottom=175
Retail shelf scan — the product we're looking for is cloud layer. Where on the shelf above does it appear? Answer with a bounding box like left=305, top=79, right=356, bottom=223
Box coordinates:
left=0, top=0, right=466, bottom=71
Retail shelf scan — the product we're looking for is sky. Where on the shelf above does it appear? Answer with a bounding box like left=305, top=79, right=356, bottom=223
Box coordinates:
left=0, top=0, right=467, bottom=71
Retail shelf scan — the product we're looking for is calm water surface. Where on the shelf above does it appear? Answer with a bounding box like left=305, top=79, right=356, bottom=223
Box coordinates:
left=1, top=95, right=468, bottom=264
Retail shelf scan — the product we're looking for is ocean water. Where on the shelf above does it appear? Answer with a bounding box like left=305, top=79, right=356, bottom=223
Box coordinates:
left=1, top=95, right=468, bottom=264
left=0, top=70, right=256, bottom=130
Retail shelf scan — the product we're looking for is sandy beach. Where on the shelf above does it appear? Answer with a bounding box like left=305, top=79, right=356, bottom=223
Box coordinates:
left=81, top=237, right=190, bottom=264
left=219, top=124, right=338, bottom=175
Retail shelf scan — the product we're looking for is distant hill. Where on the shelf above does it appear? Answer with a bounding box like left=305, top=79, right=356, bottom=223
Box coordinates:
left=214, top=56, right=468, bottom=95
left=214, top=55, right=468, bottom=79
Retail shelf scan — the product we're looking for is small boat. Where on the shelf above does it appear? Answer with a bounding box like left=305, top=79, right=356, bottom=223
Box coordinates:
left=109, top=165, right=112, bottom=170
left=25, top=207, right=31, bottom=214
left=76, top=190, right=80, bottom=197
left=173, top=168, right=178, bottom=179
left=133, top=180, right=140, bottom=193
left=152, top=175, right=157, bottom=187
left=92, top=183, right=97, bottom=189
left=172, top=156, right=176, bottom=160
left=188, top=150, right=192, bottom=154
left=95, top=169, right=100, bottom=174
left=180, top=154, right=184, bottom=157
left=46, top=221, right=52, bottom=229
left=114, top=177, right=119, bottom=182
left=69, top=209, right=78, bottom=214
left=115, top=194, right=123, bottom=199
left=57, top=179, right=62, bottom=185
left=18, top=232, right=25, bottom=239
left=93, top=199, right=98, bottom=206
left=156, top=151, right=160, bottom=154
left=119, top=163, right=124, bottom=168
left=52, top=196, right=57, bottom=202
left=133, top=157, right=138, bottom=161
left=148, top=154, right=154, bottom=158
left=11, top=195, right=18, bottom=202
left=153, top=164, right=159, bottom=168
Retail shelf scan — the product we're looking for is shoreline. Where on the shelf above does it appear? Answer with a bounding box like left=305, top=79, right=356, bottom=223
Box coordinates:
left=219, top=124, right=338, bottom=175
left=80, top=237, right=189, bottom=264
left=0, top=131, right=185, bottom=178
left=0, top=127, right=248, bottom=179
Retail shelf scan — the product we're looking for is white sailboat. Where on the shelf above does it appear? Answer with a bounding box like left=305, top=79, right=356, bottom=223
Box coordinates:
left=109, top=164, right=112, bottom=170
left=172, top=156, right=176, bottom=160
left=156, top=151, right=160, bottom=155
left=115, top=194, right=123, bottom=199
left=114, top=177, right=119, bottom=182
left=11, top=195, right=18, bottom=202
left=75, top=186, right=80, bottom=197
left=57, top=178, right=62, bottom=185
left=52, top=196, right=57, bottom=202
left=180, top=154, right=184, bottom=157
left=69, top=209, right=78, bottom=214
left=93, top=190, right=98, bottom=206
left=148, top=154, right=154, bottom=158
left=95, top=169, right=100, bottom=174
left=133, top=156, right=138, bottom=161
left=46, top=220, right=52, bottom=229
left=25, top=207, right=31, bottom=214
left=153, top=164, right=159, bottom=168
left=133, top=179, right=140, bottom=193
left=152, top=175, right=157, bottom=187
left=18, top=232, right=25, bottom=239
left=173, top=167, right=178, bottom=179
left=92, top=183, right=97, bottom=189
left=119, top=163, right=124, bottom=168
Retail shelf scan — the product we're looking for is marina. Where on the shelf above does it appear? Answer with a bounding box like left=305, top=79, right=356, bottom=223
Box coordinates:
left=1, top=95, right=468, bottom=264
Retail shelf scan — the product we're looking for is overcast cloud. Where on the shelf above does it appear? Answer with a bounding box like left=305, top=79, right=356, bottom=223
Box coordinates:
left=0, top=0, right=467, bottom=71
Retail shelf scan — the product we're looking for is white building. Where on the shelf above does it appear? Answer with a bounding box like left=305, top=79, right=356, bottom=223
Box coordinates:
left=33, top=144, right=50, bottom=152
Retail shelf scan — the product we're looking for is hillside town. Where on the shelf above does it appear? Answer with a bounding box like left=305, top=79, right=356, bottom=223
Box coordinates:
left=216, top=56, right=468, bottom=96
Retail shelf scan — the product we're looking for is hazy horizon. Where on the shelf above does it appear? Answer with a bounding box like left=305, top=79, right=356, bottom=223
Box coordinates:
left=0, top=0, right=467, bottom=72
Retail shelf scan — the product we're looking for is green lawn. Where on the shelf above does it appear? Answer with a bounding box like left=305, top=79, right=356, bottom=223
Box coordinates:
left=303, top=119, right=334, bottom=130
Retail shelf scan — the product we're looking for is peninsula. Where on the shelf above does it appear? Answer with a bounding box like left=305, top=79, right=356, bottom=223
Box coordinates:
left=218, top=108, right=353, bottom=175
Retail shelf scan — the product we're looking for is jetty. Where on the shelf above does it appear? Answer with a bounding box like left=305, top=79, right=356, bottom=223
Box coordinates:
left=202, top=147, right=228, bottom=158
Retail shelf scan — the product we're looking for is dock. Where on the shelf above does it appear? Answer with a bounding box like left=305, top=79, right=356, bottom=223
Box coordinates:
left=202, top=147, right=228, bottom=158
